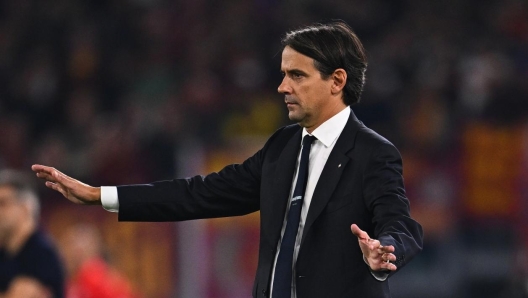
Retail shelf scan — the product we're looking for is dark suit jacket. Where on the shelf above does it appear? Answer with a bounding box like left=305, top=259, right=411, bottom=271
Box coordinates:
left=117, top=110, right=423, bottom=298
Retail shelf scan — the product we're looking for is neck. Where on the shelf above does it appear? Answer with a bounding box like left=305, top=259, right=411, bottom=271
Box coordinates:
left=304, top=101, right=347, bottom=134
left=5, top=219, right=35, bottom=255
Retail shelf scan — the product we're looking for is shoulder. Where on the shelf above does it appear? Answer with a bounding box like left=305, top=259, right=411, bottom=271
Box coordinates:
left=17, top=231, right=63, bottom=278
left=20, top=231, right=60, bottom=260
left=349, top=121, right=402, bottom=164
left=268, top=124, right=301, bottom=144
left=260, top=124, right=301, bottom=154
left=355, top=122, right=398, bottom=152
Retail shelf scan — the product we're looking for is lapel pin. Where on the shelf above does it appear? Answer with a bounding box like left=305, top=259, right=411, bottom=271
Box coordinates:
left=338, top=164, right=341, bottom=168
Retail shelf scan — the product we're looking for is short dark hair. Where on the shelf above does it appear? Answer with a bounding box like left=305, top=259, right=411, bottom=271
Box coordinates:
left=281, top=21, right=368, bottom=105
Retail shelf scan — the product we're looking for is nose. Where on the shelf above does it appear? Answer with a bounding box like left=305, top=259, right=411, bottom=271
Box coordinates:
left=277, top=77, right=292, bottom=94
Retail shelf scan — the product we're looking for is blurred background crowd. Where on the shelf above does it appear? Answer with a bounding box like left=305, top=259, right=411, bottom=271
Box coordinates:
left=0, top=0, right=527, bottom=297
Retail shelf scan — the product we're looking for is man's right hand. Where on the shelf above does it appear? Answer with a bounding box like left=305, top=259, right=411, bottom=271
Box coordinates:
left=31, top=164, right=101, bottom=205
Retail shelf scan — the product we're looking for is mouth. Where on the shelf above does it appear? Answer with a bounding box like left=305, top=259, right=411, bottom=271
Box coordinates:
left=285, top=99, right=298, bottom=105
left=285, top=96, right=299, bottom=109
left=286, top=102, right=298, bottom=110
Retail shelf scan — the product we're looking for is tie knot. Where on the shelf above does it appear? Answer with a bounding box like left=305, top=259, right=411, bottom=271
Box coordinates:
left=303, top=135, right=316, bottom=147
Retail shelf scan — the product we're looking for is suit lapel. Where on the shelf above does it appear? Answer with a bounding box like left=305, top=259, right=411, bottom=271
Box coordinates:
left=300, top=112, right=361, bottom=246
left=268, top=129, right=302, bottom=245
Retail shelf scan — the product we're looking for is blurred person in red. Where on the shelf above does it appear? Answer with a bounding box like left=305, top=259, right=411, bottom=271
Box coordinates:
left=60, top=224, right=140, bottom=298
left=0, top=169, right=64, bottom=298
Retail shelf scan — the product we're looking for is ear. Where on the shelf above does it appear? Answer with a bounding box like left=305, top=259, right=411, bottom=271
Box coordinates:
left=331, top=68, right=347, bottom=95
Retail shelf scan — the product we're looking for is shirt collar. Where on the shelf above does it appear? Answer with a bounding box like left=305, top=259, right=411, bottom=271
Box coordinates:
left=302, top=106, right=351, bottom=147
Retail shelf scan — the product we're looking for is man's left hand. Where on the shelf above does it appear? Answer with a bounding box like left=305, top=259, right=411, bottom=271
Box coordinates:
left=351, top=224, right=397, bottom=271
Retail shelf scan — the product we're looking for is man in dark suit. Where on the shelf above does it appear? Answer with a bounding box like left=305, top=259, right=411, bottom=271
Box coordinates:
left=32, top=21, right=423, bottom=298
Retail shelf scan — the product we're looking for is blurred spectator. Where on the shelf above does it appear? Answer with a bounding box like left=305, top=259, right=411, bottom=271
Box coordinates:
left=60, top=224, right=140, bottom=298
left=0, top=169, right=64, bottom=298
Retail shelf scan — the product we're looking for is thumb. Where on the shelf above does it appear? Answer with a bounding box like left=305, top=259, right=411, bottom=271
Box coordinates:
left=351, top=224, right=370, bottom=241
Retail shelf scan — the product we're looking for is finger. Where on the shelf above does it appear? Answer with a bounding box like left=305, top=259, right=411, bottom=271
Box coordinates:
left=36, top=167, right=69, bottom=185
left=35, top=171, right=57, bottom=183
left=378, top=245, right=395, bottom=254
left=45, top=181, right=64, bottom=195
left=52, top=169, right=61, bottom=180
left=351, top=224, right=370, bottom=241
left=45, top=181, right=66, bottom=197
left=45, top=181, right=62, bottom=193
left=45, top=181, right=87, bottom=205
left=31, top=164, right=55, bottom=175
left=382, top=253, right=396, bottom=262
left=31, top=164, right=44, bottom=172
left=367, top=239, right=381, bottom=250
left=33, top=165, right=64, bottom=183
left=50, top=169, right=73, bottom=187
left=31, top=165, right=66, bottom=182
left=366, top=255, right=397, bottom=271
left=381, top=261, right=397, bottom=271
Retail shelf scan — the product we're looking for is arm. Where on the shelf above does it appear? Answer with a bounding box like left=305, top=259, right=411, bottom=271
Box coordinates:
left=116, top=148, right=264, bottom=221
left=2, top=277, right=52, bottom=298
left=353, top=141, right=423, bottom=275
left=32, top=126, right=296, bottom=222
left=32, top=145, right=265, bottom=220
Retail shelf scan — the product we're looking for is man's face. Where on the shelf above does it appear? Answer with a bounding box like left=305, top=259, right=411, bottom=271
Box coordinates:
left=0, top=186, right=23, bottom=244
left=278, top=46, right=341, bottom=132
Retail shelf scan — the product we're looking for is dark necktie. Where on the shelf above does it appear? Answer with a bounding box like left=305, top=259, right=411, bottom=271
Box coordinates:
left=272, top=135, right=316, bottom=298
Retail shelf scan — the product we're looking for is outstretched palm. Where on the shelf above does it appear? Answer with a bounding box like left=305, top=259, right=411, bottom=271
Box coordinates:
left=31, top=164, right=101, bottom=205
left=351, top=224, right=397, bottom=271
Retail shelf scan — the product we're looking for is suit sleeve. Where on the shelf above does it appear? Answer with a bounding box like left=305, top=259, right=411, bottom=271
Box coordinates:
left=116, top=147, right=264, bottom=222
left=362, top=141, right=423, bottom=274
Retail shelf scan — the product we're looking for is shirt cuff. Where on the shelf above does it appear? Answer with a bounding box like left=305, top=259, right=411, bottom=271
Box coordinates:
left=363, top=255, right=389, bottom=281
left=101, top=186, right=119, bottom=212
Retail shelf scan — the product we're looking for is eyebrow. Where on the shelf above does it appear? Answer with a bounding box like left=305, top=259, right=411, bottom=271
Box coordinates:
left=281, top=68, right=309, bottom=76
